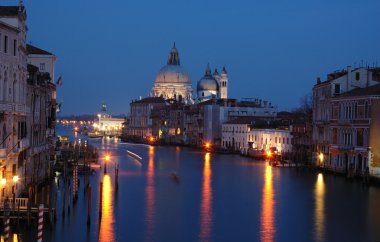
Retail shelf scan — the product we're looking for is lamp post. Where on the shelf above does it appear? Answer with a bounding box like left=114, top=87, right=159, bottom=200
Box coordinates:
left=319, top=153, right=324, bottom=169
left=104, top=155, right=110, bottom=174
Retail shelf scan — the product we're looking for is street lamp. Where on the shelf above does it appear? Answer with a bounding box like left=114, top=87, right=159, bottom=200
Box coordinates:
left=104, top=155, right=110, bottom=174
left=319, top=153, right=324, bottom=167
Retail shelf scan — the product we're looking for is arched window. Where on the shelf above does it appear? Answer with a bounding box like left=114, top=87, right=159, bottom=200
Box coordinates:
left=202, top=92, right=204, bottom=97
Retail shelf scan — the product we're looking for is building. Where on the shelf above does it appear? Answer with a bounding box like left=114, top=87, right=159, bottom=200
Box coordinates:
left=328, top=83, right=380, bottom=176
left=152, top=43, right=193, bottom=104
left=197, top=65, right=228, bottom=102
left=0, top=4, right=29, bottom=197
left=27, top=44, right=56, bottom=81
left=312, top=66, right=380, bottom=176
left=93, top=103, right=125, bottom=137
left=221, top=117, right=292, bottom=155
left=25, top=63, right=57, bottom=186
left=127, top=97, right=167, bottom=141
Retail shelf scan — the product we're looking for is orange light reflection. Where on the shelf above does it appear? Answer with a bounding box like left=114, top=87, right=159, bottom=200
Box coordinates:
left=260, top=164, right=276, bottom=242
left=145, top=146, right=155, bottom=241
left=314, top=173, right=325, bottom=242
left=199, top=152, right=212, bottom=242
left=99, top=175, right=115, bottom=242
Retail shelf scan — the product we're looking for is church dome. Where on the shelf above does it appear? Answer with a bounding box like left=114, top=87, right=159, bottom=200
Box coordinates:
left=197, top=65, right=219, bottom=92
left=155, top=65, right=191, bottom=84
left=154, top=43, right=191, bottom=85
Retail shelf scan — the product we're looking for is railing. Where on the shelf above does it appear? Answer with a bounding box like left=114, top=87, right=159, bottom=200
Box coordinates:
left=0, top=198, right=29, bottom=210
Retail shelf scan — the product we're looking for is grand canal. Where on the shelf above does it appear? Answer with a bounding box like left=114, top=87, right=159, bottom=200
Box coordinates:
left=21, top=125, right=380, bottom=241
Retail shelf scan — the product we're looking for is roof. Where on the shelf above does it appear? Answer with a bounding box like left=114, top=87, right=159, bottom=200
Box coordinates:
left=0, top=6, right=24, bottom=16
left=132, top=97, right=166, bottom=104
left=27, top=44, right=54, bottom=55
left=336, top=83, right=380, bottom=98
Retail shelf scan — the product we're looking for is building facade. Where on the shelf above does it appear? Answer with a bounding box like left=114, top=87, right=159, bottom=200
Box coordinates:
left=152, top=44, right=193, bottom=104
left=312, top=66, right=380, bottom=176
left=127, top=97, right=167, bottom=140
left=0, top=5, right=29, bottom=197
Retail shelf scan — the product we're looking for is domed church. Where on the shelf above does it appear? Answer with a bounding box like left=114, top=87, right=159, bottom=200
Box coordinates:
left=197, top=64, right=228, bottom=102
left=152, top=43, right=194, bottom=104
left=151, top=43, right=228, bottom=103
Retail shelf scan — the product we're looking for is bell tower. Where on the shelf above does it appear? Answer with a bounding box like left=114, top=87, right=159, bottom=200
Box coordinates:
left=220, top=66, right=228, bottom=99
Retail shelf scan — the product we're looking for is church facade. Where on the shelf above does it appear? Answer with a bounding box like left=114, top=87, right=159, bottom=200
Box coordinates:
left=151, top=44, right=228, bottom=103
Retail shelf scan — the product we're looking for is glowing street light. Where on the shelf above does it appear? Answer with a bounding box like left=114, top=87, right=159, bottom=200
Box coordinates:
left=319, top=153, right=324, bottom=167
left=1, top=178, right=6, bottom=185
left=104, top=155, right=111, bottom=174
left=205, top=143, right=211, bottom=149
left=12, top=176, right=18, bottom=183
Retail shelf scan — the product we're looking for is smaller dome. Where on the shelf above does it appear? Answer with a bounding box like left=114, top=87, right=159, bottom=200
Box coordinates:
left=197, top=64, right=219, bottom=92
left=197, top=76, right=219, bottom=91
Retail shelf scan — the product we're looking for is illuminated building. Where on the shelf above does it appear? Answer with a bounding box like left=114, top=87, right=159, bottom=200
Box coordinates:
left=312, top=66, right=380, bottom=176
left=93, top=103, right=125, bottom=137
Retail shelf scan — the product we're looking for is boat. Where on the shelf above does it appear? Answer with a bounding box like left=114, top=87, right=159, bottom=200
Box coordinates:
left=170, top=172, right=180, bottom=183
left=90, top=163, right=101, bottom=169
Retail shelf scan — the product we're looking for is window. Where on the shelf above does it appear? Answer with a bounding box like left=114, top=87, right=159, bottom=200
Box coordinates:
left=332, top=128, right=337, bottom=144
left=4, top=35, right=8, bottom=53
left=0, top=33, right=2, bottom=52
left=13, top=39, right=16, bottom=56
left=355, top=72, right=360, bottom=81
left=334, top=84, right=340, bottom=95
left=357, top=129, right=363, bottom=147
left=40, top=63, right=45, bottom=71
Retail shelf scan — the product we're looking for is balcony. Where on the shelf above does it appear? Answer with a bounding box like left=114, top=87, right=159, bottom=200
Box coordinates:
left=0, top=102, right=30, bottom=115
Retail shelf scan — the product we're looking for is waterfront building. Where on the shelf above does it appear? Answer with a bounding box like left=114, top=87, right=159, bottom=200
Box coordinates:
left=26, top=63, right=57, bottom=187
left=93, top=103, right=125, bottom=137
left=221, top=117, right=292, bottom=155
left=0, top=4, right=29, bottom=197
left=197, top=65, right=228, bottom=102
left=328, top=83, right=380, bottom=176
left=312, top=66, right=380, bottom=176
left=151, top=43, right=193, bottom=104
left=202, top=98, right=277, bottom=147
left=127, top=97, right=167, bottom=141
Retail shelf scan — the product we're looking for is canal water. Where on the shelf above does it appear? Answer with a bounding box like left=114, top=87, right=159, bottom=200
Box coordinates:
left=19, top=125, right=380, bottom=241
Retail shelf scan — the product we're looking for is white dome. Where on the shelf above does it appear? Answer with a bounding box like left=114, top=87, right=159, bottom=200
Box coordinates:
left=155, top=65, right=191, bottom=85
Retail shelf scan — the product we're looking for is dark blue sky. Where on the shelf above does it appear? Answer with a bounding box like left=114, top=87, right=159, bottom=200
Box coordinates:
left=22, top=0, right=380, bottom=115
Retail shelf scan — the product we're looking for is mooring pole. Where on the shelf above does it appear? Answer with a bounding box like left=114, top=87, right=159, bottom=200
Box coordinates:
left=87, top=185, right=92, bottom=226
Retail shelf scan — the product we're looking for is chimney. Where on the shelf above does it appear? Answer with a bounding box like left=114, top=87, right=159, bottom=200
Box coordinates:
left=317, top=77, right=321, bottom=84
left=264, top=101, right=268, bottom=108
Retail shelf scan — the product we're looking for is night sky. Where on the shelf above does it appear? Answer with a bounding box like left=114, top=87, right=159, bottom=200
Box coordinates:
left=20, top=0, right=380, bottom=115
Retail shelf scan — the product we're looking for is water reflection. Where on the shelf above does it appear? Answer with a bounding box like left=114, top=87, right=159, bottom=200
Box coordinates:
left=314, top=173, right=325, bottom=242
left=199, top=153, right=212, bottom=242
left=260, top=164, right=275, bottom=242
left=145, top=146, right=155, bottom=241
left=99, top=174, right=115, bottom=242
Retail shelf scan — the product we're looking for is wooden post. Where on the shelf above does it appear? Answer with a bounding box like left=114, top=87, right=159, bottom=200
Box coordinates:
left=37, top=204, right=44, bottom=242
left=115, top=164, right=119, bottom=192
left=4, top=216, right=10, bottom=242
left=87, top=185, right=92, bottom=226
left=27, top=199, right=31, bottom=229
left=62, top=182, right=66, bottom=218
left=17, top=202, right=20, bottom=231
left=54, top=191, right=57, bottom=223
left=99, top=181, right=103, bottom=219
left=68, top=185, right=71, bottom=215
